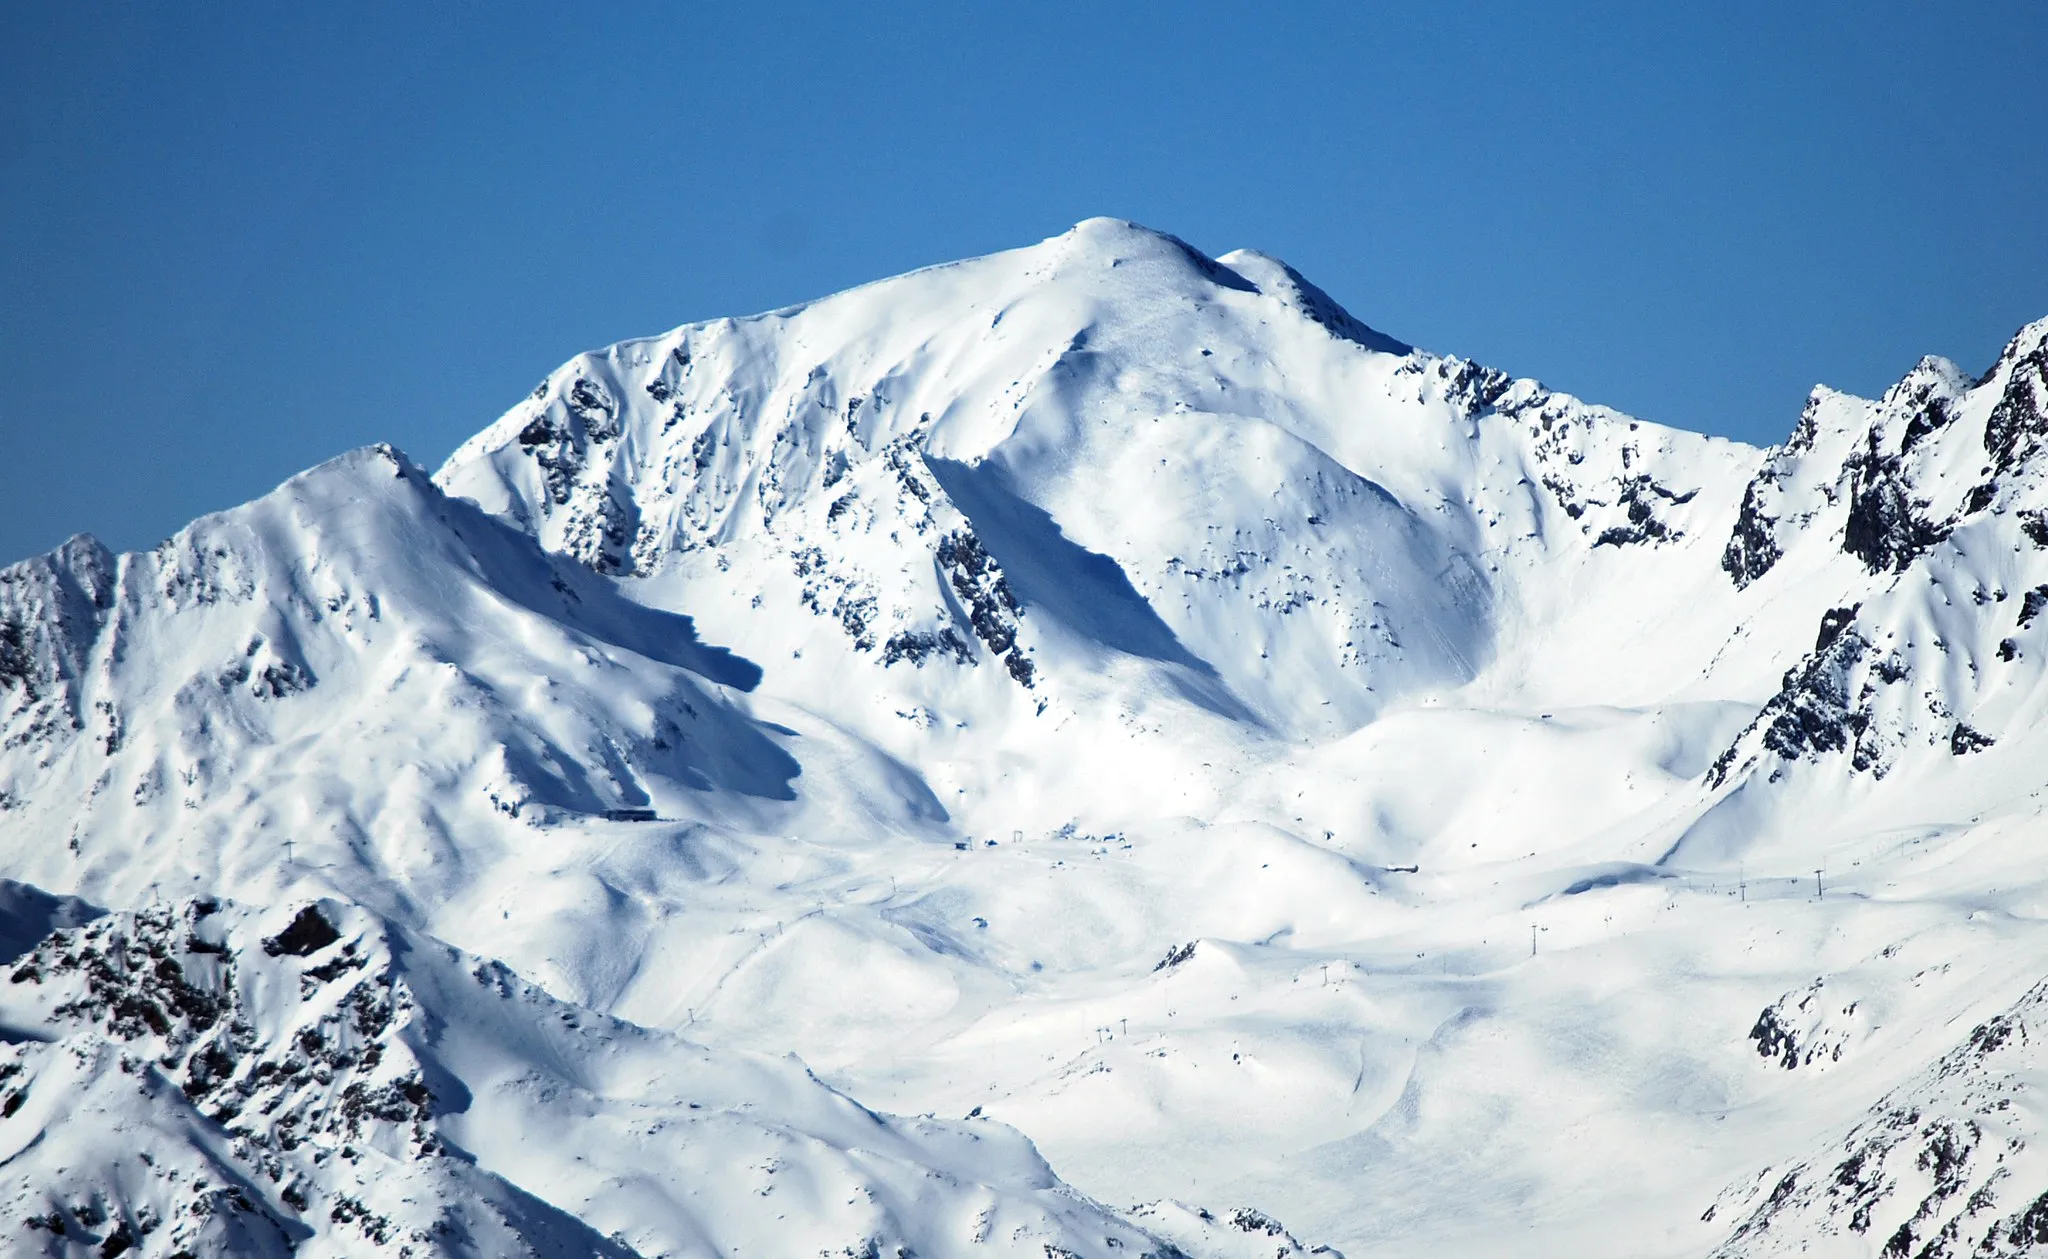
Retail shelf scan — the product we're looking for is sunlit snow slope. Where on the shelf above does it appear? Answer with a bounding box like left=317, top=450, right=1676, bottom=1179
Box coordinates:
left=4, top=218, right=2048, bottom=1258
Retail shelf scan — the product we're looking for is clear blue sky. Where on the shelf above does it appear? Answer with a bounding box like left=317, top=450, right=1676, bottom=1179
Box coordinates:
left=4, top=2, right=2045, bottom=565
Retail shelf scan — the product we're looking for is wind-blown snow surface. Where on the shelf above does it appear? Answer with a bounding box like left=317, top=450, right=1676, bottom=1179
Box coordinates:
left=5, top=217, right=2048, bottom=1256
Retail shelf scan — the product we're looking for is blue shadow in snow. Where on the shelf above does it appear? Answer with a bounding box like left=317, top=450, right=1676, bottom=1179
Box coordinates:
left=1561, top=864, right=1672, bottom=896
left=0, top=879, right=101, bottom=965
left=0, top=880, right=102, bottom=1042
left=442, top=487, right=764, bottom=694
left=923, top=456, right=1256, bottom=724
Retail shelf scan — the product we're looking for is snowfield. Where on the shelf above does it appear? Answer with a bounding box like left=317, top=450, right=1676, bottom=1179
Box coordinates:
left=3, top=218, right=2047, bottom=1257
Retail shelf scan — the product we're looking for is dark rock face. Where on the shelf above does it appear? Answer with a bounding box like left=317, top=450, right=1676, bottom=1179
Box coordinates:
left=1712, top=978, right=2048, bottom=1259
left=1815, top=605, right=1862, bottom=653
left=2019, top=586, right=2048, bottom=629
left=0, top=535, right=118, bottom=757
left=1592, top=475, right=1696, bottom=548
left=1719, top=393, right=1836, bottom=590
left=1438, top=359, right=1514, bottom=417
left=1749, top=979, right=1859, bottom=1071
left=936, top=532, right=1019, bottom=654
left=1900, top=394, right=1958, bottom=453
left=1432, top=357, right=1701, bottom=553
left=1760, top=637, right=1868, bottom=768
left=508, top=374, right=643, bottom=574
left=880, top=628, right=973, bottom=667
left=935, top=530, right=1034, bottom=689
left=1709, top=627, right=1890, bottom=785
left=0, top=900, right=648, bottom=1258
left=1750, top=1006, right=1802, bottom=1070
left=262, top=904, right=340, bottom=958
left=1950, top=723, right=1995, bottom=755
left=1722, top=476, right=1785, bottom=588
left=1842, top=440, right=1948, bottom=574
left=1982, top=334, right=2048, bottom=478
left=0, top=618, right=29, bottom=697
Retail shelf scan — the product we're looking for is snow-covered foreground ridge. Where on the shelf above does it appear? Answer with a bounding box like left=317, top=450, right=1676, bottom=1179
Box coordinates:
left=2, top=216, right=2047, bottom=1256
left=0, top=892, right=1289, bottom=1258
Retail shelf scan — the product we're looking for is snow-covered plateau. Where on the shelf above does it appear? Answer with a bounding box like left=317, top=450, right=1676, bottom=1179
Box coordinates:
left=3, top=217, right=2048, bottom=1257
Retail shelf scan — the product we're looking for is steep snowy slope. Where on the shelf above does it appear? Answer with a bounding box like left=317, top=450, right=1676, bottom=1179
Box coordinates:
left=437, top=218, right=1773, bottom=733
left=3, top=217, right=2048, bottom=1257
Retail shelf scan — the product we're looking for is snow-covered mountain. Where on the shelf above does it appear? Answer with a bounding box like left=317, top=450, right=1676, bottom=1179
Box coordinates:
left=2, top=217, right=2047, bottom=1257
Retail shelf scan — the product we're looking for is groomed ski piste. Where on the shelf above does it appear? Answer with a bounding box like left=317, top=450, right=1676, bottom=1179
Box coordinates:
left=4, top=218, right=2048, bottom=1257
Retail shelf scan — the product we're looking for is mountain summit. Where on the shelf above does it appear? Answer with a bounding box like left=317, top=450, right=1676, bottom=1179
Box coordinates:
left=3, top=221, right=2048, bottom=1257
